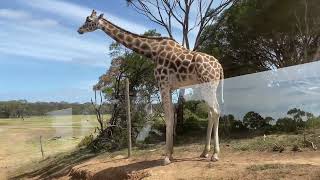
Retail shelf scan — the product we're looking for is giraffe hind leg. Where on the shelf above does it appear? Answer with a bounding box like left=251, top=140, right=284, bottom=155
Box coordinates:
left=199, top=82, right=220, bottom=160
left=200, top=108, right=214, bottom=158
left=211, top=108, right=220, bottom=162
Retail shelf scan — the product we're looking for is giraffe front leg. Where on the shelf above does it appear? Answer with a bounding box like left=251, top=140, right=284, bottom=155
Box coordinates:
left=164, top=120, right=174, bottom=165
left=161, top=88, right=174, bottom=165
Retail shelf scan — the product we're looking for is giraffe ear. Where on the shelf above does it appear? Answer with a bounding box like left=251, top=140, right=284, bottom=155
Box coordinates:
left=98, top=14, right=104, bottom=19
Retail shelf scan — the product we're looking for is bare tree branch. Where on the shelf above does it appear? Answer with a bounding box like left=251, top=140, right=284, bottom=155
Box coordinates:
left=127, top=0, right=235, bottom=48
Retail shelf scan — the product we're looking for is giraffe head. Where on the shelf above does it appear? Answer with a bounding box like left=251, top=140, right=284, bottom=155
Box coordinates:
left=78, top=10, right=103, bottom=34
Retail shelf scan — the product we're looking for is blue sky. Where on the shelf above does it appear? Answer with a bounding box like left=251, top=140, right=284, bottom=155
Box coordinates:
left=0, top=0, right=203, bottom=103
left=0, top=0, right=169, bottom=103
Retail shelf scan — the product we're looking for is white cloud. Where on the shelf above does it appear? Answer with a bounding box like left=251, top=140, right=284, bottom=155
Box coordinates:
left=0, top=7, right=109, bottom=66
left=28, top=18, right=59, bottom=27
left=0, top=9, right=30, bottom=19
left=0, top=8, right=59, bottom=28
left=0, top=22, right=109, bottom=65
left=0, top=0, right=161, bottom=66
left=23, top=0, right=149, bottom=33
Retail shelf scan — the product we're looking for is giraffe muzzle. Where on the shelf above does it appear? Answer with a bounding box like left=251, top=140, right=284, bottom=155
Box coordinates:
left=77, top=29, right=84, bottom=34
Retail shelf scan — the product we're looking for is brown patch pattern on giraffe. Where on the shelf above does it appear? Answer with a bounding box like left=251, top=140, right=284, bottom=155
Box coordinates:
left=98, top=18, right=223, bottom=88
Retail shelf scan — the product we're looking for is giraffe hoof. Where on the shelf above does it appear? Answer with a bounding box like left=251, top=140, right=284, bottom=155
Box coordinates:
left=169, top=156, right=174, bottom=161
left=211, top=154, right=219, bottom=162
left=163, top=157, right=171, bottom=166
left=200, top=152, right=209, bottom=158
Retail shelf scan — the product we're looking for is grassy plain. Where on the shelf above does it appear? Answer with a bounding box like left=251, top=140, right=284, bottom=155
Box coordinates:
left=0, top=114, right=108, bottom=178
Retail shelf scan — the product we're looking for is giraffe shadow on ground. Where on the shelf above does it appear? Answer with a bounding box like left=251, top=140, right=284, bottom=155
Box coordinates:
left=172, top=157, right=209, bottom=162
left=89, top=159, right=162, bottom=180
left=11, top=149, right=98, bottom=180
left=89, top=157, right=209, bottom=180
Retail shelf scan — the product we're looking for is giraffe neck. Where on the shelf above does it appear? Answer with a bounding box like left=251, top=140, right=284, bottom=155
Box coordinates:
left=99, top=18, right=162, bottom=59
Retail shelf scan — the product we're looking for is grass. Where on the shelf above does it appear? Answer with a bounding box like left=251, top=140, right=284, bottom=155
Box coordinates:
left=245, top=163, right=319, bottom=180
left=247, top=163, right=288, bottom=171
left=0, top=114, right=110, bottom=178
left=225, top=132, right=320, bottom=152
left=5, top=115, right=320, bottom=179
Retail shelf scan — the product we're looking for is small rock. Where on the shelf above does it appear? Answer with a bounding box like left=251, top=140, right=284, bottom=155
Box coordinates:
left=114, top=155, right=125, bottom=159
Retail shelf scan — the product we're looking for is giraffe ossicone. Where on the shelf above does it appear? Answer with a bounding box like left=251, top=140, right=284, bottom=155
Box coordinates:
left=78, top=10, right=224, bottom=165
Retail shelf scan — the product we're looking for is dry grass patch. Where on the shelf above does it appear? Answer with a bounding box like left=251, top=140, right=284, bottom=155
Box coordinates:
left=245, top=163, right=320, bottom=180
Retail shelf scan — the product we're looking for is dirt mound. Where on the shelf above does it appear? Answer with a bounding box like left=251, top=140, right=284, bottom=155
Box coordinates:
left=66, top=149, right=320, bottom=180
left=69, top=162, right=151, bottom=180
left=70, top=168, right=150, bottom=180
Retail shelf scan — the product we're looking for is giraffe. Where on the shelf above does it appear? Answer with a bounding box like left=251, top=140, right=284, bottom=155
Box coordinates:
left=78, top=10, right=224, bottom=165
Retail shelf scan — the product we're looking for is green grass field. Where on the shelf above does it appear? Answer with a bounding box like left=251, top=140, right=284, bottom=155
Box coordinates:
left=0, top=115, right=109, bottom=177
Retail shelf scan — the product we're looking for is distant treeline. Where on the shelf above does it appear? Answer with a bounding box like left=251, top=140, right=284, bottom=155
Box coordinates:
left=183, top=101, right=320, bottom=136
left=0, top=100, right=112, bottom=118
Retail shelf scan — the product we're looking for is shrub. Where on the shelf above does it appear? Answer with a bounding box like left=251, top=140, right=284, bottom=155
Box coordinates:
left=275, top=117, right=297, bottom=133
left=78, top=134, right=95, bottom=148
left=87, top=126, right=128, bottom=152
left=306, top=117, right=320, bottom=129
left=184, top=100, right=208, bottom=119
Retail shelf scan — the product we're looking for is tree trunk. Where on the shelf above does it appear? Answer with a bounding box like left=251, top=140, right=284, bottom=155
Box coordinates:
left=176, top=89, right=185, bottom=133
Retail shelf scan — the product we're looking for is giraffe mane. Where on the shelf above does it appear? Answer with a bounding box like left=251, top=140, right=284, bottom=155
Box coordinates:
left=101, top=18, right=177, bottom=42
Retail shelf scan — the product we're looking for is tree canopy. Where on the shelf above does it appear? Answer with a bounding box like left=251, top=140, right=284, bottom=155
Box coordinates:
left=199, top=0, right=320, bottom=78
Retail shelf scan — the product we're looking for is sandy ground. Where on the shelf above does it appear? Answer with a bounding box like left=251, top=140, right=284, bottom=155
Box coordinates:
left=60, top=146, right=320, bottom=180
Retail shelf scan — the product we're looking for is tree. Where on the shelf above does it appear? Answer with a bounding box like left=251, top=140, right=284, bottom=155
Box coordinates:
left=91, top=91, right=106, bottom=133
left=0, top=101, right=99, bottom=118
left=306, top=116, right=320, bottom=130
left=287, top=108, right=314, bottom=129
left=243, top=111, right=267, bottom=130
left=264, top=116, right=274, bottom=124
left=219, top=114, right=234, bottom=136
left=199, top=0, right=320, bottom=78
left=219, top=114, right=248, bottom=135
left=126, top=0, right=236, bottom=132
left=91, top=30, right=163, bottom=150
left=276, top=117, right=297, bottom=132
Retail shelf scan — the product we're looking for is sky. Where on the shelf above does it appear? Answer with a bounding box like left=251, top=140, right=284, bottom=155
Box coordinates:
left=0, top=0, right=174, bottom=103
left=0, top=0, right=205, bottom=103
left=0, top=0, right=319, bottom=119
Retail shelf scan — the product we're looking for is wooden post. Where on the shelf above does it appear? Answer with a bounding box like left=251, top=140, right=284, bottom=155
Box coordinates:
left=40, top=136, right=44, bottom=159
left=125, top=78, right=132, bottom=158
